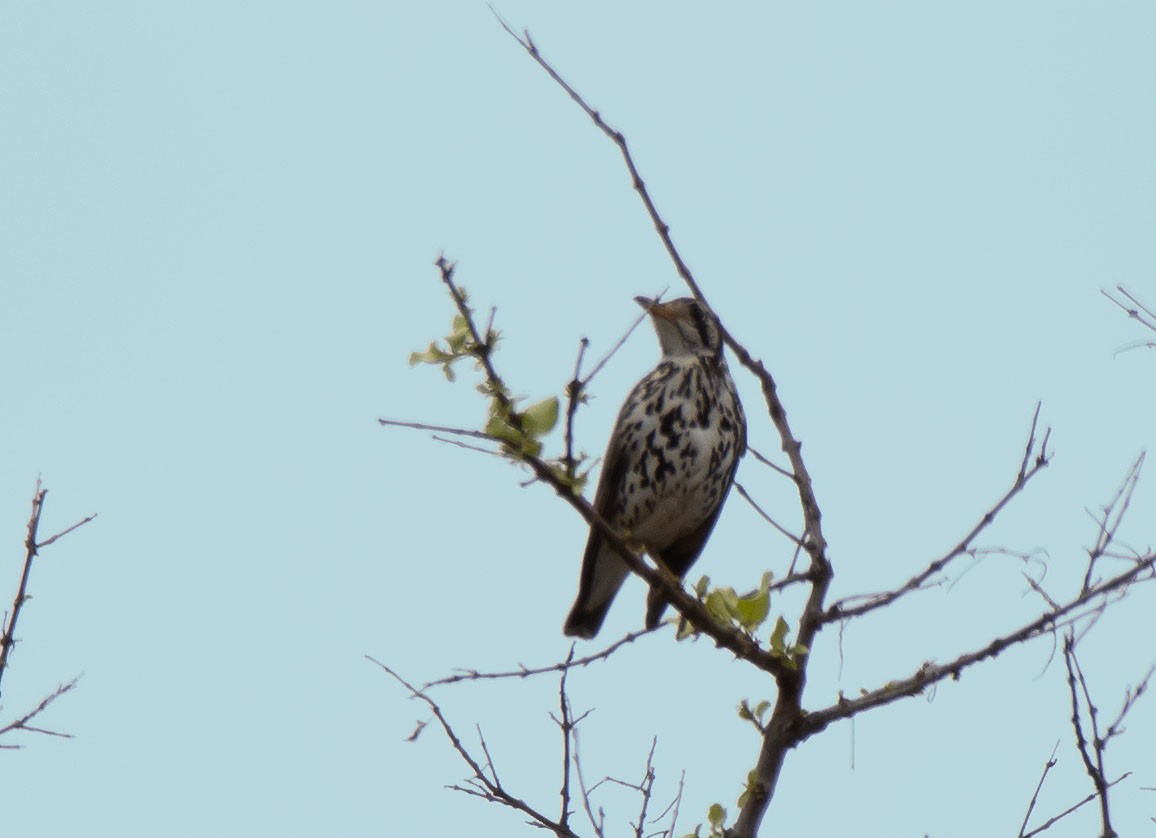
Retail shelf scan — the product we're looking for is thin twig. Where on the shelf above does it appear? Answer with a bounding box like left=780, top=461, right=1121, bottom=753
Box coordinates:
left=378, top=417, right=493, bottom=440
left=430, top=435, right=502, bottom=457
left=571, top=722, right=606, bottom=837
left=1020, top=774, right=1130, bottom=838
left=0, top=678, right=79, bottom=747
left=1017, top=741, right=1059, bottom=837
left=806, top=552, right=1156, bottom=735
left=368, top=656, right=581, bottom=837
left=633, top=738, right=658, bottom=838
left=825, top=405, right=1051, bottom=622
left=734, top=482, right=803, bottom=546
left=1, top=481, right=96, bottom=697
left=553, top=648, right=576, bottom=831
left=1063, top=635, right=1116, bottom=836
left=563, top=338, right=589, bottom=479
left=580, top=307, right=651, bottom=386
left=747, top=446, right=796, bottom=481
left=421, top=627, right=658, bottom=690
left=1083, top=453, right=1144, bottom=594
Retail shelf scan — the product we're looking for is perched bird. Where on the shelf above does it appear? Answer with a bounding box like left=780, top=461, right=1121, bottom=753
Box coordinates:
left=564, top=296, right=746, bottom=639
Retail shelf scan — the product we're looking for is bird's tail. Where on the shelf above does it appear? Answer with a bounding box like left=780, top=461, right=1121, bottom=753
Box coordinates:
left=563, top=541, right=630, bottom=639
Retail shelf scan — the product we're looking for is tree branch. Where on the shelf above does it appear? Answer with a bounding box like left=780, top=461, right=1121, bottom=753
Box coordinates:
left=421, top=630, right=659, bottom=691
left=368, top=656, right=582, bottom=837
left=825, top=404, right=1051, bottom=623
left=0, top=678, right=79, bottom=748
left=805, top=554, right=1156, bottom=735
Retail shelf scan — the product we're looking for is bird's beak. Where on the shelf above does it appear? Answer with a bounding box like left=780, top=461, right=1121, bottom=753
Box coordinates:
left=634, top=296, right=675, bottom=321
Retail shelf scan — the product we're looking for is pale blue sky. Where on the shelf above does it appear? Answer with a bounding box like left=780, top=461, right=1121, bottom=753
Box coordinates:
left=3, top=2, right=1154, bottom=835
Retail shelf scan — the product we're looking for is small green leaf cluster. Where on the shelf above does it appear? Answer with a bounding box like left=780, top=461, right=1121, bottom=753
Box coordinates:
left=737, top=769, right=760, bottom=807
left=409, top=287, right=592, bottom=495
left=677, top=573, right=808, bottom=670
left=680, top=802, right=728, bottom=838
left=485, top=394, right=559, bottom=458
left=408, top=287, right=500, bottom=381
left=678, top=572, right=771, bottom=639
left=737, top=698, right=771, bottom=729
left=767, top=616, right=809, bottom=673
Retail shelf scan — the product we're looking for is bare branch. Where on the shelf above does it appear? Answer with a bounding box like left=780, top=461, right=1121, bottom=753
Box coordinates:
left=1103, top=286, right=1156, bottom=333
left=747, top=446, right=795, bottom=481
left=0, top=678, right=79, bottom=748
left=660, top=771, right=686, bottom=838
left=492, top=12, right=707, bottom=306
left=571, top=722, right=606, bottom=837
left=1083, top=453, right=1145, bottom=594
left=1064, top=635, right=1116, bottom=836
left=551, top=650, right=576, bottom=831
left=422, top=630, right=659, bottom=690
left=1, top=481, right=96, bottom=698
left=562, top=338, right=589, bottom=481
left=1017, top=742, right=1059, bottom=837
left=368, top=656, right=581, bottom=837
left=1020, top=773, right=1131, bottom=838
left=580, top=306, right=651, bottom=387
left=806, top=553, right=1156, bottom=734
left=377, top=417, right=494, bottom=441
left=825, top=405, right=1051, bottom=622
left=733, top=483, right=803, bottom=547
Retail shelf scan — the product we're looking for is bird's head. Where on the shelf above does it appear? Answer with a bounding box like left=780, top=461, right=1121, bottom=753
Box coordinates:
left=635, top=296, right=723, bottom=358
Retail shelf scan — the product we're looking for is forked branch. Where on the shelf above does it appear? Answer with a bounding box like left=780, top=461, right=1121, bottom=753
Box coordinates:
left=825, top=404, right=1052, bottom=623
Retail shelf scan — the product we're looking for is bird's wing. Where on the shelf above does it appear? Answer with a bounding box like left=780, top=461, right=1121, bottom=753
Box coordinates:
left=562, top=399, right=634, bottom=638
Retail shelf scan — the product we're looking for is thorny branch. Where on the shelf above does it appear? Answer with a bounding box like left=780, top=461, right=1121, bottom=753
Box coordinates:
left=733, top=482, right=804, bottom=548
left=1, top=480, right=94, bottom=747
left=2, top=481, right=96, bottom=694
left=0, top=678, right=79, bottom=749
left=562, top=338, right=589, bottom=481
left=1020, top=773, right=1130, bottom=837
left=1082, top=453, right=1144, bottom=595
left=1018, top=742, right=1060, bottom=837
left=825, top=403, right=1051, bottom=623
left=1062, top=633, right=1153, bottom=838
left=421, top=631, right=658, bottom=691
left=805, top=551, right=1156, bottom=734
left=368, top=656, right=582, bottom=837
left=1102, top=286, right=1156, bottom=353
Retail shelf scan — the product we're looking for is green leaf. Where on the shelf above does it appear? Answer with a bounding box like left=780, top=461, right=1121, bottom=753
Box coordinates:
left=707, top=803, right=726, bottom=828
left=522, top=396, right=559, bottom=436
left=704, top=588, right=739, bottom=624
left=738, top=769, right=759, bottom=807
left=733, top=586, right=770, bottom=631
left=737, top=699, right=753, bottom=721
left=754, top=700, right=771, bottom=721
left=408, top=343, right=451, bottom=367
left=693, top=575, right=711, bottom=598
left=484, top=416, right=522, bottom=445
left=769, top=616, right=790, bottom=652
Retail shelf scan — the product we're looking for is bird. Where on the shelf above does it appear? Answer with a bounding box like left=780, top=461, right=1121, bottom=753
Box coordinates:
left=563, top=296, right=746, bottom=639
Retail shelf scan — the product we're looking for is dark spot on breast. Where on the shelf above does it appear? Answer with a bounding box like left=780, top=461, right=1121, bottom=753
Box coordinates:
left=659, top=405, right=683, bottom=438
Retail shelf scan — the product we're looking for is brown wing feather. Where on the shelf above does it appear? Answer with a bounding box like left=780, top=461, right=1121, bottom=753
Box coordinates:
left=562, top=420, right=632, bottom=638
